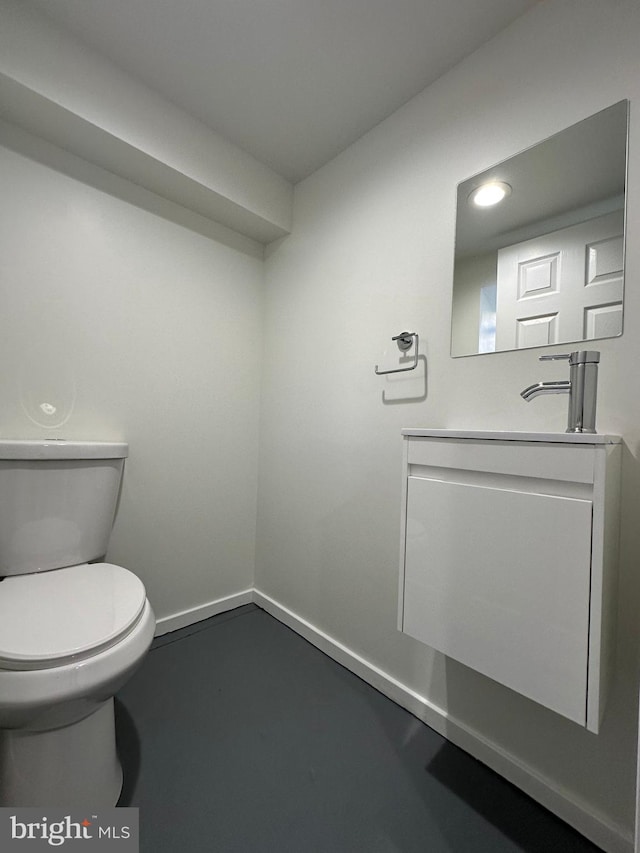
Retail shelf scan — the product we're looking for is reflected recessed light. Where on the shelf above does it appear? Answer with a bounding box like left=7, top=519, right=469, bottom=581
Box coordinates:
left=468, top=181, right=512, bottom=208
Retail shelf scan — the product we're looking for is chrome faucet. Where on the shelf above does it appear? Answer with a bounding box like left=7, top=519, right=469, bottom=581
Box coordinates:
left=520, top=350, right=600, bottom=434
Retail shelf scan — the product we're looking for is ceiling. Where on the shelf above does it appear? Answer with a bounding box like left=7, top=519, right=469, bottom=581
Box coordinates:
left=25, top=0, right=539, bottom=183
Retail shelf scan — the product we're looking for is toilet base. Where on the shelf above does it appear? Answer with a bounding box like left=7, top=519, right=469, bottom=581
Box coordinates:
left=0, top=698, right=123, bottom=808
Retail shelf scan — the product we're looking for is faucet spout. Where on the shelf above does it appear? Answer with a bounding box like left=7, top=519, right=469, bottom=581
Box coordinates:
left=520, top=380, right=571, bottom=401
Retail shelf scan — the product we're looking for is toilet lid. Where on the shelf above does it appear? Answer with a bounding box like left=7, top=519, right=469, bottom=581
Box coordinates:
left=0, top=563, right=147, bottom=670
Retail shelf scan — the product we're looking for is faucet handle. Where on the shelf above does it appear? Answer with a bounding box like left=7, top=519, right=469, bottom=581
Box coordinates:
left=539, top=353, right=571, bottom=362
left=539, top=350, right=600, bottom=364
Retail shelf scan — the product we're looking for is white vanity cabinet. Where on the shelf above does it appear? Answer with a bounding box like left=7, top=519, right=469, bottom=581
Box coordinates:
left=398, top=430, right=621, bottom=732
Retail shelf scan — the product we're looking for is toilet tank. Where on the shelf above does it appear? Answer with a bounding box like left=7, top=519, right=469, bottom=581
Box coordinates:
left=0, top=440, right=128, bottom=577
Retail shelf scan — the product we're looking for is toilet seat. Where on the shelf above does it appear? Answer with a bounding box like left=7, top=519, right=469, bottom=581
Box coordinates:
left=0, top=563, right=147, bottom=671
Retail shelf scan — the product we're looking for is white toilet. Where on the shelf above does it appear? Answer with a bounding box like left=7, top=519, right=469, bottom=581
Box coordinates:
left=0, top=439, right=155, bottom=808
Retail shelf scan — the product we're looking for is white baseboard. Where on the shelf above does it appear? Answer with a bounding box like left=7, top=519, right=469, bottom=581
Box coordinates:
left=253, top=588, right=633, bottom=853
left=154, top=588, right=254, bottom=636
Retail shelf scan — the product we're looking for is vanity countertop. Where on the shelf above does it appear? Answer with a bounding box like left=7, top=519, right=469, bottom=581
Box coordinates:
left=401, top=429, right=621, bottom=444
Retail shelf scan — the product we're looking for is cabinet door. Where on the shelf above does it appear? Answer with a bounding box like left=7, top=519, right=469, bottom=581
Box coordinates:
left=402, top=476, right=592, bottom=724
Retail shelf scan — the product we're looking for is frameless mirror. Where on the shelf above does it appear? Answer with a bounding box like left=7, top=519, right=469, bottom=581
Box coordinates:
left=450, top=101, right=629, bottom=357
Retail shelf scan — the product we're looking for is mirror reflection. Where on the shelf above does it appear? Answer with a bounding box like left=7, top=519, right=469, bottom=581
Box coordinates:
left=450, top=101, right=628, bottom=357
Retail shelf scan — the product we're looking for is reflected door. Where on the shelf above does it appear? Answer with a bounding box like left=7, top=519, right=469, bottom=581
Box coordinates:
left=495, top=209, right=624, bottom=350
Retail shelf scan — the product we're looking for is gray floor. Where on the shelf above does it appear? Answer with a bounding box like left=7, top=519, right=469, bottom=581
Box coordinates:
left=116, top=605, right=602, bottom=852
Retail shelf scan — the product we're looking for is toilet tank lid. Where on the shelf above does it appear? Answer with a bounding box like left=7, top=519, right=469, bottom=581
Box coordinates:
left=0, top=440, right=128, bottom=460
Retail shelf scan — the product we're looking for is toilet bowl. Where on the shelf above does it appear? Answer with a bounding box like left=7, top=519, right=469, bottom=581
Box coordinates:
left=0, top=440, right=155, bottom=808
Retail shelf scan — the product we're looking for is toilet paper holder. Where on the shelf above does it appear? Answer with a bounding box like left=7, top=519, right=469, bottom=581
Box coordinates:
left=374, top=331, right=418, bottom=375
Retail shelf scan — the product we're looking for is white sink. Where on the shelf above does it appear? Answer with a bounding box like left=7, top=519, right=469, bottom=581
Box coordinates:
left=400, top=429, right=620, bottom=444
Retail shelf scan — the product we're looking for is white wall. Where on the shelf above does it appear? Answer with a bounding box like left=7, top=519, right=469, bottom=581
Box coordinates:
left=0, top=129, right=264, bottom=622
left=257, top=0, right=640, bottom=843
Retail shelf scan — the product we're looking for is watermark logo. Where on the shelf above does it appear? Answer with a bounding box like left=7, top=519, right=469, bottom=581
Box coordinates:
left=0, top=809, right=138, bottom=850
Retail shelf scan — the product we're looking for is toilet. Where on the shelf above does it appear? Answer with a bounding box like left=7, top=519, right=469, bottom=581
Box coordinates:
left=0, top=439, right=155, bottom=808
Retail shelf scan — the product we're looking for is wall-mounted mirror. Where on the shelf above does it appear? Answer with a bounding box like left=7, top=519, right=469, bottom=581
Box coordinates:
left=450, top=100, right=629, bottom=357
